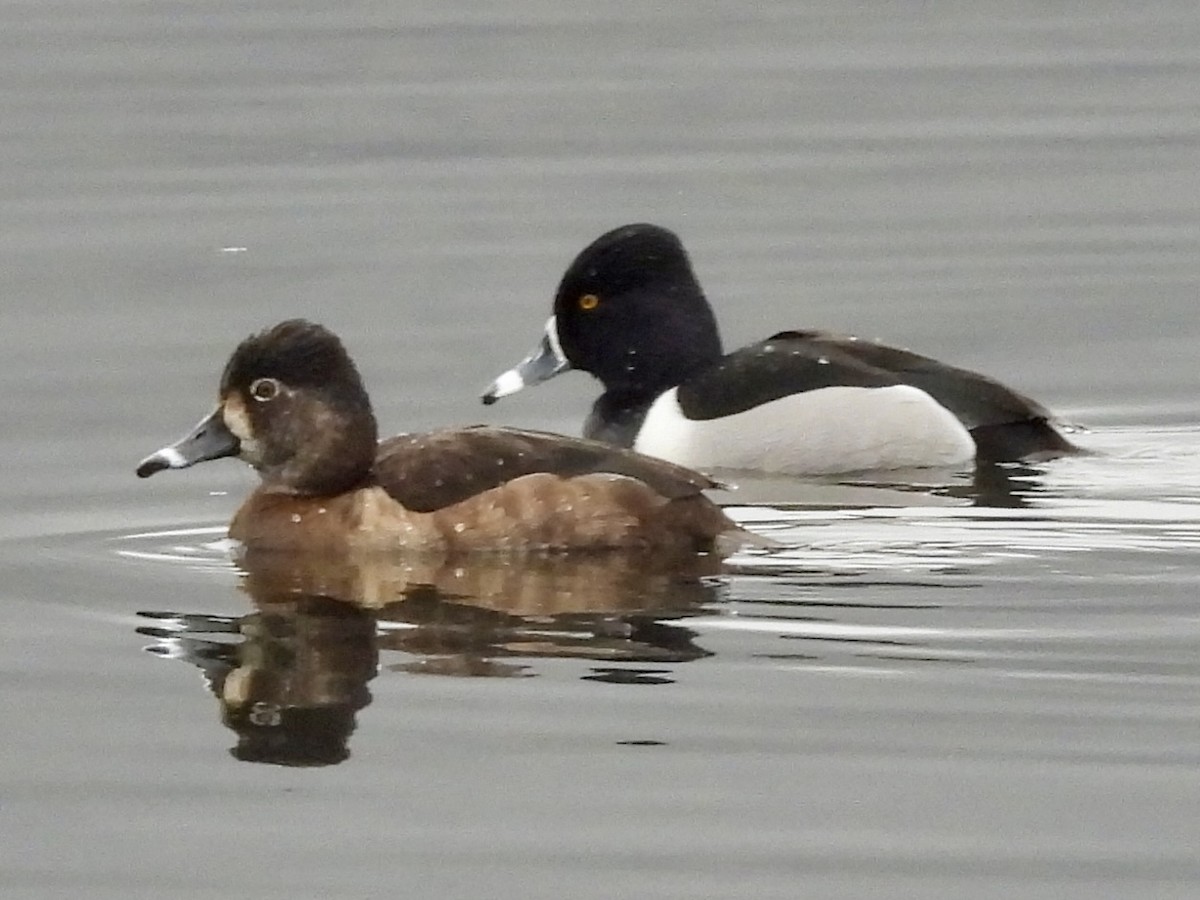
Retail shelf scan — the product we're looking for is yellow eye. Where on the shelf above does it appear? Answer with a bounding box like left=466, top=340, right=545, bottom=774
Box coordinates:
left=579, top=293, right=600, bottom=311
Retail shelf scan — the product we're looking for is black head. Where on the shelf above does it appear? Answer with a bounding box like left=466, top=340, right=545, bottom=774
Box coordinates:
left=137, top=320, right=379, bottom=496
left=552, top=224, right=724, bottom=397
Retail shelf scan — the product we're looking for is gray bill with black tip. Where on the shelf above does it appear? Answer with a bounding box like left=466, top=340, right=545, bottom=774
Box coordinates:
left=136, top=406, right=239, bottom=478
left=481, top=316, right=571, bottom=405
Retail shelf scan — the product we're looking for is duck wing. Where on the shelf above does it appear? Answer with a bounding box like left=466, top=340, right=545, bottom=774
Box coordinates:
left=372, top=426, right=723, bottom=513
left=765, top=330, right=1057, bottom=429
left=677, top=330, right=1078, bottom=461
left=674, top=331, right=904, bottom=421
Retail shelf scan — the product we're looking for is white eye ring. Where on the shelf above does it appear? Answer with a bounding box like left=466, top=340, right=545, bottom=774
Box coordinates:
left=249, top=378, right=281, bottom=402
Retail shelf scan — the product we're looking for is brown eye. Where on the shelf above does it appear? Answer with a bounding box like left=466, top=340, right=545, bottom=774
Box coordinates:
left=579, top=293, right=600, bottom=311
left=249, top=378, right=280, bottom=402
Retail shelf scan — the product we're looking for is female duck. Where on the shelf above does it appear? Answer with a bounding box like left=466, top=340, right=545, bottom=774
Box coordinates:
left=482, top=223, right=1081, bottom=475
left=137, top=320, right=741, bottom=554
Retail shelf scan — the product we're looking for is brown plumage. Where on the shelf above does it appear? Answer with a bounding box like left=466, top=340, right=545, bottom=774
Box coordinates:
left=236, top=540, right=723, bottom=616
left=137, top=319, right=747, bottom=554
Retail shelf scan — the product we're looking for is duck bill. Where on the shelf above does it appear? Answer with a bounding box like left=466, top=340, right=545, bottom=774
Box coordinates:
left=136, top=406, right=240, bottom=478
left=481, top=316, right=571, bottom=405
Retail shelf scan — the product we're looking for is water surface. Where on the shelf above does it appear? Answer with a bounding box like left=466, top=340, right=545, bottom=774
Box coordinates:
left=3, top=3, right=1200, bottom=898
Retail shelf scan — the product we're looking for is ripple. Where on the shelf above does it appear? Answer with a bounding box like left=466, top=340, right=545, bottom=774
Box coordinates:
left=114, top=525, right=238, bottom=570
left=725, top=501, right=1200, bottom=578
left=18, top=438, right=1200, bottom=702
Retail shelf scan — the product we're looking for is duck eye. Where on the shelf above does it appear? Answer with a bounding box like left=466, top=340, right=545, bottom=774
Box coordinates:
left=249, top=378, right=280, bottom=402
left=579, top=293, right=600, bottom=311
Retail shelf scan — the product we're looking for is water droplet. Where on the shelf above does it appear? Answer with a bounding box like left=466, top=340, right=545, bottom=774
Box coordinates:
left=453, top=522, right=466, bottom=533
left=496, top=458, right=505, bottom=466
left=763, top=344, right=775, bottom=353
left=817, top=357, right=829, bottom=365
left=317, top=507, right=327, bottom=515
left=290, top=513, right=301, bottom=523
left=434, top=478, right=444, bottom=487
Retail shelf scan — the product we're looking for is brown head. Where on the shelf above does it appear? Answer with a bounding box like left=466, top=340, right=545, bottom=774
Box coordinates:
left=136, top=320, right=378, bottom=496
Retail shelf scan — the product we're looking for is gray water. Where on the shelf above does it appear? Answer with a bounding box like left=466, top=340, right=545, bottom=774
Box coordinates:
left=2, top=3, right=1200, bottom=898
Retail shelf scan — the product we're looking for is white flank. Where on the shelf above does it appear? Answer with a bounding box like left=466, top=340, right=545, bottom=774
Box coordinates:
left=633, top=385, right=975, bottom=474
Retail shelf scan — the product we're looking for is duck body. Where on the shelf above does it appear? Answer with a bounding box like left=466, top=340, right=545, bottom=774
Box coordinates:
left=138, top=320, right=740, bottom=555
left=226, top=427, right=734, bottom=555
left=482, top=224, right=1081, bottom=474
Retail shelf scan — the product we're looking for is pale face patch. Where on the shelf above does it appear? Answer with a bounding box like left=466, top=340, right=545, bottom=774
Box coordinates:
left=634, top=385, right=976, bottom=475
left=222, top=394, right=261, bottom=464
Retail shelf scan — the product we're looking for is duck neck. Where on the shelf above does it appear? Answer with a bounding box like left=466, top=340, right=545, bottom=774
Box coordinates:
left=260, top=402, right=379, bottom=497
left=598, top=293, right=723, bottom=402
left=584, top=392, right=654, bottom=447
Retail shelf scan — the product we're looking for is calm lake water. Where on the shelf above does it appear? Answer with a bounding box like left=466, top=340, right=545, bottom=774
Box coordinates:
left=3, top=3, right=1200, bottom=898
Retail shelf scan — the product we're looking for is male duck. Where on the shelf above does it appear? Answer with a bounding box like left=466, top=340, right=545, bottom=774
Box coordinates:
left=482, top=223, right=1081, bottom=475
left=137, top=320, right=742, bottom=554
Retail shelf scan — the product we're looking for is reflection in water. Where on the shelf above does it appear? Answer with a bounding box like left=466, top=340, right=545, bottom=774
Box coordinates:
left=956, top=460, right=1050, bottom=508
left=584, top=667, right=677, bottom=685
left=138, top=547, right=724, bottom=765
left=715, top=457, right=1057, bottom=512
left=139, top=598, right=377, bottom=767
left=840, top=460, right=1051, bottom=509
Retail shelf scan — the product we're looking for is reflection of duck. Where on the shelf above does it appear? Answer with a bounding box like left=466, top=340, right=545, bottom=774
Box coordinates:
left=939, top=460, right=1048, bottom=508
left=237, top=543, right=723, bottom=615
left=136, top=319, right=751, bottom=554
left=825, top=460, right=1049, bottom=509
left=140, top=596, right=377, bottom=767
left=137, top=548, right=721, bottom=765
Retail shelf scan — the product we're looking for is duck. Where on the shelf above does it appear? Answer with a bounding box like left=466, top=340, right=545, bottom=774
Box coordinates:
left=136, top=319, right=745, bottom=554
left=481, top=223, right=1082, bottom=475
